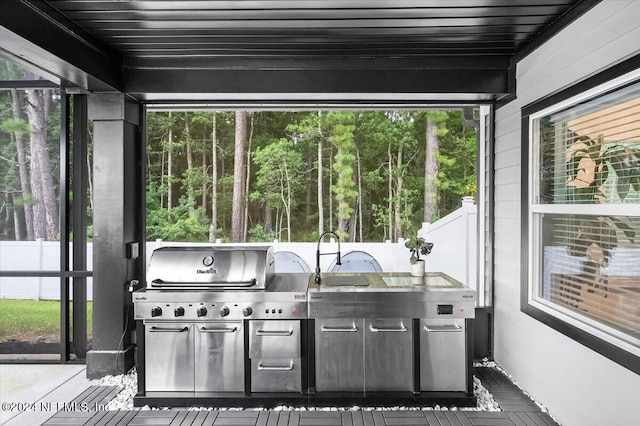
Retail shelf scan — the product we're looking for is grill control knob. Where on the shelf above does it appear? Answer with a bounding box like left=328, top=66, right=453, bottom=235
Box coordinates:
left=151, top=307, right=162, bottom=317
left=174, top=306, right=185, bottom=317
left=242, top=306, right=253, bottom=317
left=196, top=306, right=208, bottom=317
left=220, top=306, right=230, bottom=317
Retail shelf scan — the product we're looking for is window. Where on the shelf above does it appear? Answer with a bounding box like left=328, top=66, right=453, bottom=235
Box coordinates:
left=0, top=57, right=93, bottom=361
left=523, top=65, right=640, bottom=371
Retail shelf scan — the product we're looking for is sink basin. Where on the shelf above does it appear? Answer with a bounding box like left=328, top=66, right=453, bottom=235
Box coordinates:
left=322, top=275, right=370, bottom=287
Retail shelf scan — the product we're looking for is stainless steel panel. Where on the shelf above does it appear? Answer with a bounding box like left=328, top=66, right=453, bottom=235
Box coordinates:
left=133, top=272, right=309, bottom=321
left=308, top=286, right=475, bottom=319
left=135, top=299, right=307, bottom=321
left=145, top=323, right=194, bottom=392
left=420, top=319, right=466, bottom=392
left=251, top=357, right=302, bottom=392
left=249, top=320, right=300, bottom=358
left=194, top=321, right=244, bottom=392
left=249, top=320, right=301, bottom=392
left=364, top=318, right=413, bottom=391
left=147, top=246, right=273, bottom=289
left=315, top=318, right=364, bottom=392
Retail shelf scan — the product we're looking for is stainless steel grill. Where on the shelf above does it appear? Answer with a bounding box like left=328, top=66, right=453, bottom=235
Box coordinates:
left=134, top=246, right=477, bottom=408
left=134, top=245, right=308, bottom=395
left=146, top=246, right=274, bottom=290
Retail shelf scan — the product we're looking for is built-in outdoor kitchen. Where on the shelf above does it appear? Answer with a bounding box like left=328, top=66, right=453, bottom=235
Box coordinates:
left=133, top=243, right=475, bottom=408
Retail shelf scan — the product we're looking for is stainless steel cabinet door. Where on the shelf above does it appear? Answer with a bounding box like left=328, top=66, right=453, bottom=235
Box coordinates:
left=249, top=320, right=301, bottom=392
left=365, top=318, right=413, bottom=391
left=145, top=323, right=194, bottom=392
left=420, top=319, right=466, bottom=391
left=249, top=320, right=300, bottom=358
left=315, top=318, right=364, bottom=392
left=195, top=321, right=244, bottom=392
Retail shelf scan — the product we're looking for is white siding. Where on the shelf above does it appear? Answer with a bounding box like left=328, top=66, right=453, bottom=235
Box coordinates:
left=493, top=1, right=640, bottom=425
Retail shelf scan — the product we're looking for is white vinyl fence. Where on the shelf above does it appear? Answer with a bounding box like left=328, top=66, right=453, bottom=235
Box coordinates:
left=1, top=198, right=481, bottom=300
left=419, top=196, right=478, bottom=291
left=0, top=239, right=94, bottom=301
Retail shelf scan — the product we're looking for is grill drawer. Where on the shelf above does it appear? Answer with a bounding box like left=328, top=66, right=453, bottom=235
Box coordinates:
left=250, top=357, right=302, bottom=392
left=249, top=320, right=300, bottom=358
left=249, top=320, right=302, bottom=392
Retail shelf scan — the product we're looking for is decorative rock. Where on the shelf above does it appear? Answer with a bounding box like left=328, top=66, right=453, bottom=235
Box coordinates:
left=95, top=361, right=548, bottom=417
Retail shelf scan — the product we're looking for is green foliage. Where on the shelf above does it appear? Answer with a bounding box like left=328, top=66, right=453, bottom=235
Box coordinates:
left=326, top=112, right=358, bottom=239
left=404, top=235, right=434, bottom=263
left=0, top=86, right=61, bottom=240
left=248, top=224, right=276, bottom=242
left=436, top=111, right=477, bottom=217
left=0, top=118, right=30, bottom=135
left=146, top=198, right=210, bottom=242
left=142, top=110, right=478, bottom=243
left=252, top=138, right=305, bottom=210
left=252, top=137, right=306, bottom=241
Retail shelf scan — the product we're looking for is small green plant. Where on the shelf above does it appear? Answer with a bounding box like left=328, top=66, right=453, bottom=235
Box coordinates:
left=248, top=224, right=276, bottom=242
left=404, top=235, right=434, bottom=264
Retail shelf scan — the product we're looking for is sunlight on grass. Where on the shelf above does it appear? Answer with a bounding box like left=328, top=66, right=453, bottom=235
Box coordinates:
left=0, top=299, right=93, bottom=342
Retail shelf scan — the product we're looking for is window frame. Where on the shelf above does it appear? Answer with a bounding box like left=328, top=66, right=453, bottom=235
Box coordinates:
left=0, top=88, right=92, bottom=362
left=520, top=55, right=640, bottom=375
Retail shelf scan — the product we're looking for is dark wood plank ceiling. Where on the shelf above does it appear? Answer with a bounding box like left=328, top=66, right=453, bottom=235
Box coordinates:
left=1, top=0, right=599, bottom=102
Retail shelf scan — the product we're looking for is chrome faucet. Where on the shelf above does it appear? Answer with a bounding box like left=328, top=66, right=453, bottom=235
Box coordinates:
left=315, top=231, right=341, bottom=286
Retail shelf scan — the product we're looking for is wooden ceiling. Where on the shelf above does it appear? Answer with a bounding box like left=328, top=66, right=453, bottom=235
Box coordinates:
left=1, top=0, right=601, bottom=103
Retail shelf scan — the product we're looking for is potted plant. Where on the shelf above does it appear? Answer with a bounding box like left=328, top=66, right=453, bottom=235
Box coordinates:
left=564, top=136, right=638, bottom=274
left=405, top=236, right=434, bottom=276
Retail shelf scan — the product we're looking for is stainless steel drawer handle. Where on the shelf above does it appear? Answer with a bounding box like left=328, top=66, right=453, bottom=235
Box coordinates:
left=424, top=324, right=462, bottom=332
left=149, top=326, right=189, bottom=333
left=257, top=360, right=294, bottom=371
left=321, top=325, right=358, bottom=332
left=256, top=329, right=293, bottom=336
left=369, top=324, right=407, bottom=332
left=199, top=326, right=238, bottom=333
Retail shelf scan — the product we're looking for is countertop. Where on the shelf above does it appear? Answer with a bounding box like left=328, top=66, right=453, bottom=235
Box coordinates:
left=308, top=272, right=469, bottom=292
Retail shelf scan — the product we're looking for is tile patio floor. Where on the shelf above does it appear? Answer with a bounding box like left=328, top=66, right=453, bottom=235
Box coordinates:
left=0, top=364, right=559, bottom=426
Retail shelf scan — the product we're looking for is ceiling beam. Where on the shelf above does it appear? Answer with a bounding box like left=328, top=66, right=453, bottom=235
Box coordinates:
left=125, top=60, right=510, bottom=102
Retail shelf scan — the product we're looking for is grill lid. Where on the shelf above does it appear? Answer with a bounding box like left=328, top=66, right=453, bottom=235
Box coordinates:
left=147, top=246, right=274, bottom=290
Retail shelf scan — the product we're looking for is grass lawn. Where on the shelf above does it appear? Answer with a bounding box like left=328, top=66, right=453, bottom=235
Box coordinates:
left=0, top=299, right=93, bottom=343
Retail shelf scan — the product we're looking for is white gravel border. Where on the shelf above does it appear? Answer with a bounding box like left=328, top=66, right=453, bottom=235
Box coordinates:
left=98, top=366, right=500, bottom=412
